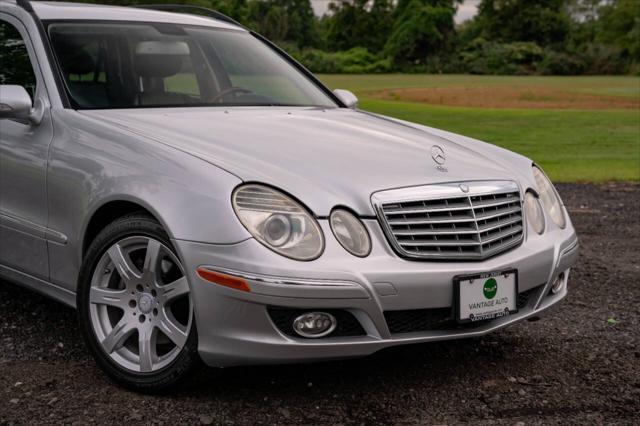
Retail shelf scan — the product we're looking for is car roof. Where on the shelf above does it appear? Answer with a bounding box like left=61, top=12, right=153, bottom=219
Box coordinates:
left=23, top=1, right=243, bottom=31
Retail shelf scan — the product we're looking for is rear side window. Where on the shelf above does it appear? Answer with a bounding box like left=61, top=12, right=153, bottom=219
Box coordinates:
left=0, top=20, right=37, bottom=98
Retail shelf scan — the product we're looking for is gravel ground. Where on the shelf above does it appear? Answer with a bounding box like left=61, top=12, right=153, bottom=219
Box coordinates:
left=1, top=183, right=638, bottom=425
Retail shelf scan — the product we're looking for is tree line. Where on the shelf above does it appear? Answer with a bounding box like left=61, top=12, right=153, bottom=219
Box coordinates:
left=63, top=0, right=640, bottom=74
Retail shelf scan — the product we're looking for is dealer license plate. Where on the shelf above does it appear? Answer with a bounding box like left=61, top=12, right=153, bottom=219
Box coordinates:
left=455, top=269, right=518, bottom=323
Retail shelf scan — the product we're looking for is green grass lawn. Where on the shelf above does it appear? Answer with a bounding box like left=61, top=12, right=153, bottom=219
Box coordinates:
left=320, top=74, right=640, bottom=98
left=319, top=75, right=640, bottom=182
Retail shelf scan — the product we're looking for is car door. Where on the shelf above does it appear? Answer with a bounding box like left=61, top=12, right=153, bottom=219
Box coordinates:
left=0, top=15, right=53, bottom=280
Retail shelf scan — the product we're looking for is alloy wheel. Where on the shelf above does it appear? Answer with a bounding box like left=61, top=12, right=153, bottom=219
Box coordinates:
left=88, top=236, right=192, bottom=373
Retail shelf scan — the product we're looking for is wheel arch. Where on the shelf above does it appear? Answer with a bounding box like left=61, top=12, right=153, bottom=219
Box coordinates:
left=81, top=196, right=170, bottom=259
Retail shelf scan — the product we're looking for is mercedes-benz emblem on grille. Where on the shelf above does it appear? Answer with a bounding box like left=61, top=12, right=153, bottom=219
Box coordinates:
left=459, top=183, right=469, bottom=193
left=431, top=145, right=446, bottom=165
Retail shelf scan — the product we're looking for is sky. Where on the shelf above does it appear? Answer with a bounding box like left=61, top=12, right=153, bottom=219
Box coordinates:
left=310, top=0, right=481, bottom=24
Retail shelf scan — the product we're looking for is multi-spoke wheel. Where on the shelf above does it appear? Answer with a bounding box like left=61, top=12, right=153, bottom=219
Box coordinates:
left=78, top=214, right=200, bottom=392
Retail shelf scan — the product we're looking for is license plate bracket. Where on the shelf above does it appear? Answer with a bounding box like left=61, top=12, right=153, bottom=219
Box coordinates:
left=454, top=269, right=519, bottom=324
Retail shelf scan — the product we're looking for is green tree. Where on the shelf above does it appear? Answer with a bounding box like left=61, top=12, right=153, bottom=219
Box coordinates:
left=384, top=0, right=460, bottom=66
left=248, top=0, right=319, bottom=47
left=475, top=0, right=572, bottom=47
left=323, top=0, right=394, bottom=52
left=278, top=0, right=319, bottom=47
left=596, top=0, right=640, bottom=61
left=209, top=0, right=251, bottom=24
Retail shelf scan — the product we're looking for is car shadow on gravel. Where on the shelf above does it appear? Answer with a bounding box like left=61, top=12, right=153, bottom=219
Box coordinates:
left=188, top=332, right=532, bottom=395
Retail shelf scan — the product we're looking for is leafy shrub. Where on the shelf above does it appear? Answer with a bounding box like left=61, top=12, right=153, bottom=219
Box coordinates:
left=460, top=39, right=544, bottom=75
left=538, top=50, right=586, bottom=75
left=628, top=62, right=640, bottom=76
left=576, top=43, right=627, bottom=75
left=288, top=47, right=392, bottom=74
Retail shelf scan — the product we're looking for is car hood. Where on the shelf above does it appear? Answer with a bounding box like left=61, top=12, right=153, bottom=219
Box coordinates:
left=83, top=107, right=528, bottom=216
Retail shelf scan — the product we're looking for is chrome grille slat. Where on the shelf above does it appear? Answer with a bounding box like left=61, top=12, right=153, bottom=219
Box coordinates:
left=471, top=198, right=519, bottom=209
left=387, top=216, right=476, bottom=225
left=479, top=225, right=523, bottom=246
left=392, top=229, right=479, bottom=236
left=383, top=205, right=473, bottom=215
left=374, top=181, right=524, bottom=260
left=474, top=206, right=521, bottom=221
left=400, top=240, right=481, bottom=247
left=477, top=216, right=522, bottom=232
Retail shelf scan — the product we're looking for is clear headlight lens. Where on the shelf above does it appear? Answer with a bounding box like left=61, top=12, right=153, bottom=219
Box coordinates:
left=524, top=191, right=545, bottom=234
left=330, top=209, right=371, bottom=257
left=532, top=166, right=566, bottom=229
left=232, top=184, right=324, bottom=260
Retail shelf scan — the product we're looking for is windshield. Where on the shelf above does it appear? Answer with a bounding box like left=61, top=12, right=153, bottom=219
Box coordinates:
left=47, top=22, right=338, bottom=109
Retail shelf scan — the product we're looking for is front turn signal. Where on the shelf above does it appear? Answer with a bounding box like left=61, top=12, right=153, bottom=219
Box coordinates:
left=196, top=268, right=251, bottom=292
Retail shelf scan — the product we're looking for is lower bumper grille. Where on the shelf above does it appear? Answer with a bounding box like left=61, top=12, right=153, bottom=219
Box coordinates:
left=268, top=307, right=366, bottom=338
left=384, top=285, right=542, bottom=334
left=385, top=307, right=452, bottom=334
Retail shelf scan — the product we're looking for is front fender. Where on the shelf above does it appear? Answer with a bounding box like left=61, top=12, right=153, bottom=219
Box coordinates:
left=47, top=109, right=250, bottom=291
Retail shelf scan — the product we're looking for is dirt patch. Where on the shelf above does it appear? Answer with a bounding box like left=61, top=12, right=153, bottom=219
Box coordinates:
left=372, top=86, right=640, bottom=109
left=1, top=183, right=639, bottom=424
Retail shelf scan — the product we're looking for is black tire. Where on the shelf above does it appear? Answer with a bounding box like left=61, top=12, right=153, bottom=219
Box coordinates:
left=77, top=213, right=201, bottom=393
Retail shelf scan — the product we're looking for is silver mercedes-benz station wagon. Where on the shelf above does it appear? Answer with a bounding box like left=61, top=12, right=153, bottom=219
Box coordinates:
left=0, top=1, right=578, bottom=391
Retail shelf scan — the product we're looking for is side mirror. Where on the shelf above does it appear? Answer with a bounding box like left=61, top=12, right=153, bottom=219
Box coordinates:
left=0, top=85, right=44, bottom=125
left=333, top=89, right=358, bottom=109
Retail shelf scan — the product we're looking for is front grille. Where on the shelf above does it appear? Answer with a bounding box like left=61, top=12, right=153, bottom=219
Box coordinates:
left=373, top=181, right=524, bottom=260
left=267, top=307, right=366, bottom=338
left=384, top=285, right=541, bottom=334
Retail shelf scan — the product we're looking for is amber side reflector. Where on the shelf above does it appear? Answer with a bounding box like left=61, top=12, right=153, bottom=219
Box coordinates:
left=196, top=268, right=251, bottom=292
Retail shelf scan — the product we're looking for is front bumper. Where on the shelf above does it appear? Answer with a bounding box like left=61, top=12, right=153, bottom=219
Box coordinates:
left=173, top=219, right=579, bottom=367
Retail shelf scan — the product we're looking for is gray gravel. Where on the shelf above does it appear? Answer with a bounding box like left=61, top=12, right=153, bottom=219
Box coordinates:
left=1, top=183, right=639, bottom=425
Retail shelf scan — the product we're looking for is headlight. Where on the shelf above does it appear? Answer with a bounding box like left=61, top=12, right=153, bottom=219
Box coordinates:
left=532, top=166, right=566, bottom=229
left=524, top=191, right=545, bottom=234
left=232, top=184, right=324, bottom=260
left=330, top=209, right=371, bottom=257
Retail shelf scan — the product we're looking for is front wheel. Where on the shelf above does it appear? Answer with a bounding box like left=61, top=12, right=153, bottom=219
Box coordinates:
left=77, top=214, right=200, bottom=392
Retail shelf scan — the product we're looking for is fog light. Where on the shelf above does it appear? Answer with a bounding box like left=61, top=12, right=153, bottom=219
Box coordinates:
left=551, top=272, right=565, bottom=294
left=292, top=312, right=337, bottom=338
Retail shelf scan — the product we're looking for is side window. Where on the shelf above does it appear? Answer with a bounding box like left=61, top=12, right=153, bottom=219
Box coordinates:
left=0, top=20, right=37, bottom=99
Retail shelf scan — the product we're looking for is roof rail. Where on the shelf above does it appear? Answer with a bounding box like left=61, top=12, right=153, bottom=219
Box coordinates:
left=16, top=0, right=34, bottom=13
left=132, top=4, right=244, bottom=29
